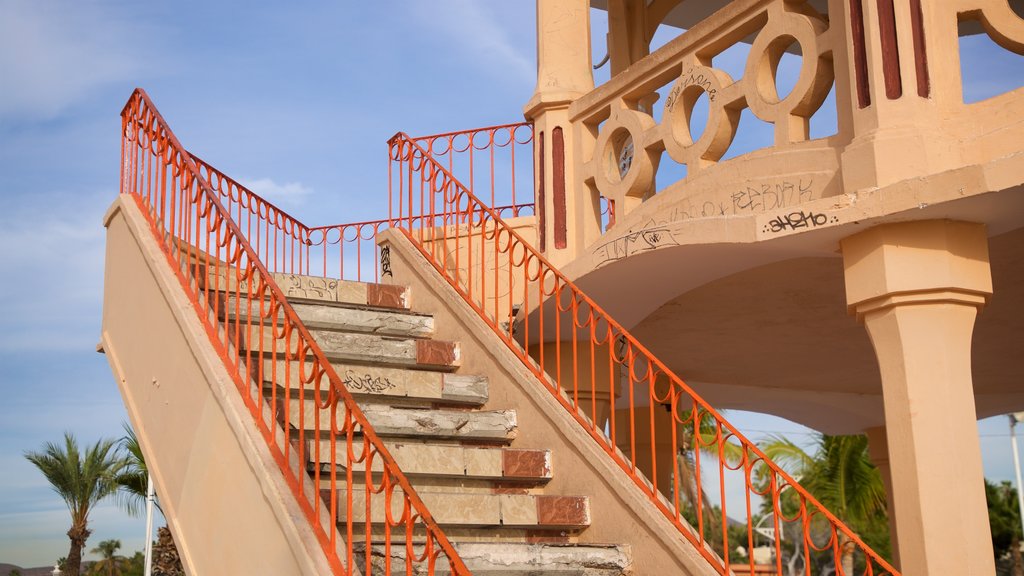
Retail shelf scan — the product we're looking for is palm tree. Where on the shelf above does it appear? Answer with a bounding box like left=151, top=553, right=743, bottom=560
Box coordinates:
left=24, top=433, right=125, bottom=576
left=89, top=539, right=126, bottom=576
left=758, top=434, right=888, bottom=576
left=114, top=424, right=153, bottom=517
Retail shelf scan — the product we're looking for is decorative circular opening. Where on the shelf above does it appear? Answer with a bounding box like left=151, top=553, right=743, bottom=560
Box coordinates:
left=760, top=35, right=804, bottom=103
left=687, top=90, right=711, bottom=144
left=604, top=128, right=635, bottom=183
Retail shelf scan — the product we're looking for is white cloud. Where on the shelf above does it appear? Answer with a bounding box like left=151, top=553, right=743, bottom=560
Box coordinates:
left=240, top=177, right=313, bottom=206
left=0, top=1, right=155, bottom=121
left=414, top=0, right=534, bottom=85
left=0, top=189, right=108, bottom=351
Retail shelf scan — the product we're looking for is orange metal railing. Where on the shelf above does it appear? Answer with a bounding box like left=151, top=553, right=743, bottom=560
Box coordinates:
left=192, top=144, right=531, bottom=284
left=387, top=132, right=900, bottom=576
left=119, top=88, right=470, bottom=576
left=411, top=122, right=534, bottom=213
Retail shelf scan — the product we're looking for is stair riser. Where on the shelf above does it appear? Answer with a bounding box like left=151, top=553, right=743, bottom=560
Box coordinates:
left=358, top=543, right=632, bottom=576
left=324, top=490, right=589, bottom=529
left=306, top=441, right=552, bottom=482
left=222, top=296, right=434, bottom=339
left=281, top=402, right=517, bottom=442
left=235, top=328, right=460, bottom=370
left=201, top=268, right=411, bottom=309
left=260, top=360, right=486, bottom=405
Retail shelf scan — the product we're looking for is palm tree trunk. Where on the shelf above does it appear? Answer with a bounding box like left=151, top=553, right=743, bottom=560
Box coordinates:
left=66, top=523, right=90, bottom=576
left=839, top=532, right=855, bottom=576
left=1012, top=532, right=1023, bottom=576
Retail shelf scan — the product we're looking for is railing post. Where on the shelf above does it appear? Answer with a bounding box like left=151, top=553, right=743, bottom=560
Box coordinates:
left=836, top=0, right=962, bottom=192
left=525, top=0, right=598, bottom=268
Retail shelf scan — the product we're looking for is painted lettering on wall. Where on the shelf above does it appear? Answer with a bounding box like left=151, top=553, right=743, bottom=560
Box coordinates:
left=665, top=68, right=719, bottom=111
left=380, top=245, right=392, bottom=278
left=594, top=224, right=680, bottom=266
left=762, top=210, right=839, bottom=234
left=342, top=369, right=396, bottom=393
left=661, top=178, right=816, bottom=222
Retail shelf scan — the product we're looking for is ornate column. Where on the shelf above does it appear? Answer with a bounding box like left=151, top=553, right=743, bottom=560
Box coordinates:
left=843, top=220, right=995, bottom=576
left=525, top=0, right=596, bottom=267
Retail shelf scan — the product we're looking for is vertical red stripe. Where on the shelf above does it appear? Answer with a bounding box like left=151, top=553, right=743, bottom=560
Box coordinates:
left=850, top=0, right=871, bottom=108
left=877, top=0, right=903, bottom=99
left=909, top=0, right=930, bottom=97
left=538, top=131, right=546, bottom=252
left=552, top=127, right=567, bottom=250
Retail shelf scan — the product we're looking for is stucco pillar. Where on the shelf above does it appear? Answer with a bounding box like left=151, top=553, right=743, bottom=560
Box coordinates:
left=606, top=0, right=650, bottom=77
left=525, top=0, right=595, bottom=267
left=836, top=0, right=961, bottom=192
left=842, top=220, right=994, bottom=576
left=864, top=425, right=900, bottom=570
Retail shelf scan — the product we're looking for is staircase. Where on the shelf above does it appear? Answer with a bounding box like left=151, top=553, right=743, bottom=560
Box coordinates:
left=230, top=270, right=633, bottom=575
left=106, top=88, right=899, bottom=576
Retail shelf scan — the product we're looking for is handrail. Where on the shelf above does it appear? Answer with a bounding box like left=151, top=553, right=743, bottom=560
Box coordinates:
left=409, top=121, right=534, bottom=213
left=191, top=138, right=533, bottom=283
left=387, top=131, right=899, bottom=576
left=119, top=88, right=470, bottom=576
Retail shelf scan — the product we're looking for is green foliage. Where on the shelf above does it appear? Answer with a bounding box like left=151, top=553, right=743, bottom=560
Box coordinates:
left=114, top=423, right=154, bottom=517
left=986, top=479, right=1024, bottom=574
left=89, top=539, right=128, bottom=576
left=24, top=433, right=126, bottom=576
left=122, top=552, right=145, bottom=576
left=756, top=433, right=891, bottom=574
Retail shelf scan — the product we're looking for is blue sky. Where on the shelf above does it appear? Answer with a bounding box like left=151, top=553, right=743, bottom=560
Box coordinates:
left=1, top=0, right=1022, bottom=568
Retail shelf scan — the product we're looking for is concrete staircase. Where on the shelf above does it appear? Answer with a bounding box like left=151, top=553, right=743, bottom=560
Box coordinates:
left=234, top=272, right=634, bottom=575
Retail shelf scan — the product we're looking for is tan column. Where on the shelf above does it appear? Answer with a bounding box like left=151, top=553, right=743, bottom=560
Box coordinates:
left=864, top=425, right=900, bottom=570
left=525, top=0, right=595, bottom=267
left=607, top=0, right=650, bottom=77
left=843, top=220, right=995, bottom=576
left=837, top=0, right=961, bottom=192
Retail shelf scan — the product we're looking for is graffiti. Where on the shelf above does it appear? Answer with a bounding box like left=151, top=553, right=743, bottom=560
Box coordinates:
left=657, top=178, right=817, bottom=223
left=380, top=245, right=392, bottom=278
left=666, top=68, right=718, bottom=111
left=594, top=223, right=680, bottom=265
left=730, top=179, right=814, bottom=213
left=342, top=369, right=395, bottom=393
left=283, top=274, right=338, bottom=300
left=762, top=210, right=839, bottom=234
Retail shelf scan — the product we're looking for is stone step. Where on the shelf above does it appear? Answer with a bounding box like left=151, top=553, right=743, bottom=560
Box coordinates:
left=324, top=489, right=590, bottom=530
left=239, top=328, right=460, bottom=370
left=201, top=268, right=411, bottom=310
left=307, top=441, right=551, bottom=482
left=261, top=361, right=487, bottom=406
left=223, top=295, right=434, bottom=339
left=358, top=542, right=633, bottom=576
left=284, top=401, right=518, bottom=443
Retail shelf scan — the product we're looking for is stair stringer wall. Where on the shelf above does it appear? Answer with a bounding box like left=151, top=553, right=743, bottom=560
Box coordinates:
left=379, top=228, right=719, bottom=576
left=100, top=197, right=343, bottom=576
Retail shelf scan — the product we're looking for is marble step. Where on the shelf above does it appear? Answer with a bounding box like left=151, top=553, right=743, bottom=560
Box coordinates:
left=358, top=542, right=633, bottom=576
left=306, top=441, right=551, bottom=482
left=240, top=328, right=460, bottom=370
left=262, top=361, right=487, bottom=405
left=223, top=295, right=434, bottom=339
left=284, top=401, right=518, bottom=443
left=201, top=268, right=411, bottom=310
left=324, top=489, right=590, bottom=530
